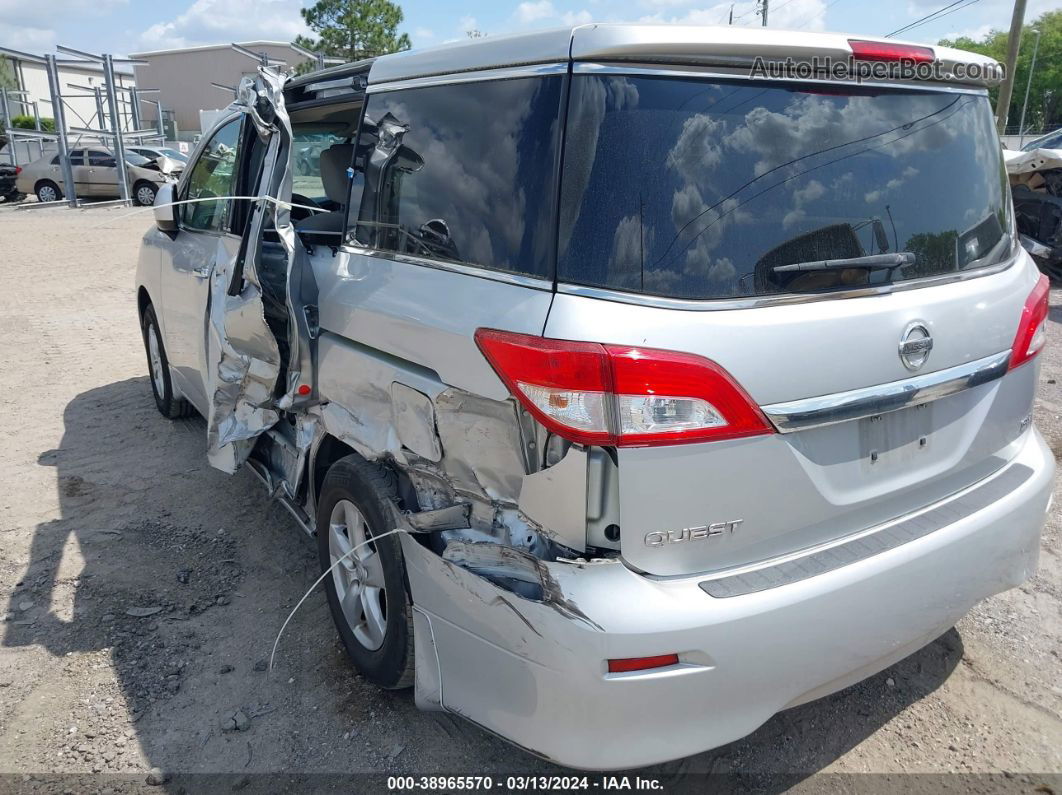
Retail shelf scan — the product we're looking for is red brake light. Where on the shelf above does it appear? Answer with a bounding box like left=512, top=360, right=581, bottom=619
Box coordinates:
left=607, top=654, right=680, bottom=673
left=13, top=166, right=21, bottom=175
left=848, top=39, right=934, bottom=63
left=474, top=329, right=773, bottom=448
left=1009, top=274, right=1050, bottom=371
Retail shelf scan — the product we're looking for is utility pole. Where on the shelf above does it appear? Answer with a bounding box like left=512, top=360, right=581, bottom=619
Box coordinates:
left=760, top=0, right=768, bottom=26
left=729, top=4, right=734, bottom=24
left=1017, top=27, right=1040, bottom=148
left=995, top=0, right=1027, bottom=135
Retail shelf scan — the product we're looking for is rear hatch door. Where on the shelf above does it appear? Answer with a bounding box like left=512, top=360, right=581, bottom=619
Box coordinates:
left=547, top=70, right=1037, bottom=577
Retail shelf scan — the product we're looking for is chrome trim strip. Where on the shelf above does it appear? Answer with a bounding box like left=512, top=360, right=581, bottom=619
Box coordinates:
left=699, top=462, right=1033, bottom=598
left=367, top=63, right=569, bottom=93
left=337, top=245, right=555, bottom=291
left=555, top=250, right=1018, bottom=311
left=570, top=62, right=990, bottom=94
left=762, top=350, right=1011, bottom=433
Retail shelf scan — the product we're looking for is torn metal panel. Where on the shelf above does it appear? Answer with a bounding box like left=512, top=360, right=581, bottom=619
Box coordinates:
left=319, top=391, right=405, bottom=463
left=406, top=503, right=471, bottom=532
left=518, top=447, right=588, bottom=553
left=400, top=534, right=621, bottom=759
left=205, top=250, right=283, bottom=473
left=433, top=389, right=529, bottom=503
left=391, top=383, right=442, bottom=462
left=205, top=70, right=287, bottom=473
left=411, top=608, right=444, bottom=710
left=438, top=541, right=602, bottom=630
left=1005, top=147, right=1062, bottom=176
left=1006, top=147, right=1062, bottom=281
left=206, top=68, right=321, bottom=474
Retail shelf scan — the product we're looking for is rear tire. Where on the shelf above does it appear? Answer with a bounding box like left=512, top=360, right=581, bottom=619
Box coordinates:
left=140, top=304, right=193, bottom=419
left=35, top=180, right=61, bottom=203
left=317, top=455, right=414, bottom=690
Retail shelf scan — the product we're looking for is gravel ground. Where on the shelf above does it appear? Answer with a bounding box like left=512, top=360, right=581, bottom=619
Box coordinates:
left=0, top=202, right=1059, bottom=792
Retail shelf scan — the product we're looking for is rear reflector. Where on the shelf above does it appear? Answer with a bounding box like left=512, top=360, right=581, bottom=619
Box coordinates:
left=474, top=329, right=773, bottom=448
left=849, top=39, right=934, bottom=63
left=607, top=654, right=680, bottom=674
left=1009, top=274, right=1050, bottom=371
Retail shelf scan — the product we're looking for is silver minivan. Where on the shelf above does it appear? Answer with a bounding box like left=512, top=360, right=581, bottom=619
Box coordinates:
left=134, top=24, right=1055, bottom=770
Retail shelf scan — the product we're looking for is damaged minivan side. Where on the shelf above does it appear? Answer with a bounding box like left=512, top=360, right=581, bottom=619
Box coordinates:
left=135, top=24, right=1055, bottom=770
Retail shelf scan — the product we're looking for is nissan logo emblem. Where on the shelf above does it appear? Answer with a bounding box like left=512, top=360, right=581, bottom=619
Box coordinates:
left=899, top=322, right=933, bottom=371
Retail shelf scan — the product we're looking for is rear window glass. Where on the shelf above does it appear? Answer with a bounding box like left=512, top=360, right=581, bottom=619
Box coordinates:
left=558, top=75, right=1010, bottom=300
left=358, top=76, right=563, bottom=279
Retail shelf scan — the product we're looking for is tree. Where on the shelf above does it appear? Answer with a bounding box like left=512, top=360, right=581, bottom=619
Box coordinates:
left=940, top=10, right=1062, bottom=135
left=295, top=0, right=412, bottom=65
left=0, top=56, right=16, bottom=93
left=11, top=115, right=55, bottom=132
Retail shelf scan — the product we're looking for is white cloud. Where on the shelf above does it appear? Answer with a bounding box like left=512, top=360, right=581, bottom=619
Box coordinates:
left=0, top=0, right=127, bottom=52
left=137, top=0, right=308, bottom=51
left=0, top=0, right=126, bottom=27
left=517, top=0, right=557, bottom=24
left=459, top=15, right=479, bottom=33
left=414, top=27, right=436, bottom=42
left=0, top=20, right=56, bottom=51
left=562, top=9, right=594, bottom=25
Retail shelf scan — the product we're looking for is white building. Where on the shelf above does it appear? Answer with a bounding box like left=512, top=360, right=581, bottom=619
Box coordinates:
left=1, top=54, right=135, bottom=133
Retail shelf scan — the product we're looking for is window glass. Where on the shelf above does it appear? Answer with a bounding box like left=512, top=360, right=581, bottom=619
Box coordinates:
left=291, top=127, right=347, bottom=203
left=558, top=75, right=1010, bottom=300
left=359, top=76, right=562, bottom=278
left=181, top=117, right=243, bottom=232
left=87, top=151, right=115, bottom=166
left=67, top=150, right=85, bottom=166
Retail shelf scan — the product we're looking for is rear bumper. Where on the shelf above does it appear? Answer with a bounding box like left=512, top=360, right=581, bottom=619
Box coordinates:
left=404, top=428, right=1054, bottom=770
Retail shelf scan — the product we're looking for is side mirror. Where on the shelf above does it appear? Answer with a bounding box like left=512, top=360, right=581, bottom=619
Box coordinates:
left=153, top=182, right=178, bottom=233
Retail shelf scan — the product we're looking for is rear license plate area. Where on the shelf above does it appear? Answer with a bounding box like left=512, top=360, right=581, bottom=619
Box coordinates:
left=858, top=402, right=934, bottom=471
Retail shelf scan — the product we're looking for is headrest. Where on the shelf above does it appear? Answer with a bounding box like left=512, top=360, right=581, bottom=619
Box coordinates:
left=318, top=144, right=354, bottom=204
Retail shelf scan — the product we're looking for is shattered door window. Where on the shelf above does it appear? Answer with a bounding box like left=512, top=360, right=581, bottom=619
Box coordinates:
left=182, top=117, right=243, bottom=233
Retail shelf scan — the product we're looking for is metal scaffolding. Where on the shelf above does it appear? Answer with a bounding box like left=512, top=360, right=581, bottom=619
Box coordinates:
left=1, top=43, right=165, bottom=207
left=1, top=39, right=341, bottom=207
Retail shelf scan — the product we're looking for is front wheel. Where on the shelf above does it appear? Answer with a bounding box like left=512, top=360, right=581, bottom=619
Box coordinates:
left=140, top=304, right=193, bottom=419
left=134, top=181, right=158, bottom=207
left=317, top=456, right=414, bottom=689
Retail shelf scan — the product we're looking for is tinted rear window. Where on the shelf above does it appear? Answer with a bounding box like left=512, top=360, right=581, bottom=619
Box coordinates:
left=558, top=75, right=1010, bottom=300
left=358, top=76, right=563, bottom=279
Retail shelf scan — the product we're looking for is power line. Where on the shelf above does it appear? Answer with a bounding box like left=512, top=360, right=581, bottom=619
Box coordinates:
left=885, top=0, right=972, bottom=38
left=890, top=0, right=981, bottom=37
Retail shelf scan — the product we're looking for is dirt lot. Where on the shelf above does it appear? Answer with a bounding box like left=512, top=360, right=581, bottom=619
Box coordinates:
left=0, top=202, right=1059, bottom=791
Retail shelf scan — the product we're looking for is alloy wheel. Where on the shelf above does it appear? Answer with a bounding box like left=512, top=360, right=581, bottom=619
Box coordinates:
left=328, top=498, right=387, bottom=651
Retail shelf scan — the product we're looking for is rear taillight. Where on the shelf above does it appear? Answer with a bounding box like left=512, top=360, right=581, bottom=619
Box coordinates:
left=474, top=329, right=773, bottom=448
left=13, top=167, right=21, bottom=175
left=1009, top=274, right=1050, bottom=371
left=848, top=39, right=934, bottom=63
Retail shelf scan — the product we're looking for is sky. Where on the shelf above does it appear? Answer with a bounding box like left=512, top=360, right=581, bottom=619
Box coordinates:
left=0, top=0, right=1059, bottom=58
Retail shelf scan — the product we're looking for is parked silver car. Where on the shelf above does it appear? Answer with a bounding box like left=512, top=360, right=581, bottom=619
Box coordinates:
left=16, top=147, right=178, bottom=205
left=134, top=25, right=1054, bottom=769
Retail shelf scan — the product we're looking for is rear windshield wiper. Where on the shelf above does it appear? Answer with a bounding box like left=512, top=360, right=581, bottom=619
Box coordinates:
left=772, top=251, right=916, bottom=273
